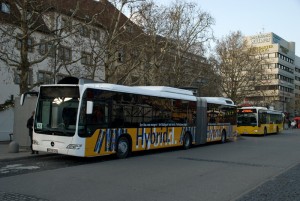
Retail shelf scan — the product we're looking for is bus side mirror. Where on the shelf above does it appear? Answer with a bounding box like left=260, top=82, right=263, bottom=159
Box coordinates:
left=20, top=91, right=39, bottom=105
left=86, top=101, right=93, bottom=114
left=258, top=122, right=261, bottom=127
left=20, top=94, right=25, bottom=106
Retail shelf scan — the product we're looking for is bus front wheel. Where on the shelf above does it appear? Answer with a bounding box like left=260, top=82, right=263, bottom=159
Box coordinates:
left=117, top=136, right=130, bottom=159
left=183, top=133, right=192, bottom=149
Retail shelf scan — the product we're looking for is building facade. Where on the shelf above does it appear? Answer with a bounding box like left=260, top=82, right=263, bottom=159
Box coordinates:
left=0, top=0, right=207, bottom=141
left=295, top=56, right=300, bottom=116
left=0, top=0, right=119, bottom=140
left=245, top=32, right=299, bottom=116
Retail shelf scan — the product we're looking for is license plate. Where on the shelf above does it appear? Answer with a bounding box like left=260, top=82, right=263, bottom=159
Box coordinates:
left=47, top=148, right=58, bottom=153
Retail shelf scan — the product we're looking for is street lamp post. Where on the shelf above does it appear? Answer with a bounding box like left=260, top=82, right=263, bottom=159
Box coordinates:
left=283, top=94, right=285, bottom=112
left=281, top=91, right=285, bottom=113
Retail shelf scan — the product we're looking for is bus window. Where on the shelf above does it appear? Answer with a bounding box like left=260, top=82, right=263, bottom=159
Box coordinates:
left=92, top=105, right=104, bottom=123
left=62, top=107, right=77, bottom=128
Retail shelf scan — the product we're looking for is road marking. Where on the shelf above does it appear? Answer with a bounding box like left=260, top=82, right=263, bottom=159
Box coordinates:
left=178, top=157, right=276, bottom=167
left=0, top=191, right=49, bottom=201
left=0, top=164, right=40, bottom=174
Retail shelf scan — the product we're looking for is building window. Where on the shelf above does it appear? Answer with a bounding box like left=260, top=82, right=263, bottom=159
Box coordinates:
left=276, top=52, right=294, bottom=64
left=124, top=24, right=133, bottom=33
left=268, top=53, right=276, bottom=58
left=14, top=69, right=33, bottom=85
left=58, top=46, right=72, bottom=61
left=37, top=71, right=53, bottom=84
left=268, top=63, right=276, bottom=69
left=1, top=2, right=10, bottom=13
left=81, top=52, right=92, bottom=65
left=62, top=17, right=72, bottom=32
left=91, top=29, right=100, bottom=40
left=39, top=41, right=55, bottom=57
left=16, top=35, right=34, bottom=52
left=117, top=49, right=124, bottom=63
left=47, top=44, right=56, bottom=57
left=39, top=42, right=47, bottom=55
left=79, top=25, right=90, bottom=37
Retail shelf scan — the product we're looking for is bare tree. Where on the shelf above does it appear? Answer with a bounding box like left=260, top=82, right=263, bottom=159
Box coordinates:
left=0, top=0, right=89, bottom=94
left=213, top=31, right=265, bottom=104
left=165, top=1, right=214, bottom=88
left=92, top=0, right=148, bottom=84
left=0, top=0, right=148, bottom=97
left=131, top=0, right=215, bottom=88
left=130, top=1, right=172, bottom=85
left=1, top=0, right=50, bottom=94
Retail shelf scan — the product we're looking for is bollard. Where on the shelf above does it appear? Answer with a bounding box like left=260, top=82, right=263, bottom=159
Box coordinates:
left=8, top=141, right=19, bottom=153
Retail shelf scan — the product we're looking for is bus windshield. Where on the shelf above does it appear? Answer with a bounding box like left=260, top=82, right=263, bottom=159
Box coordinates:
left=34, top=86, right=80, bottom=136
left=237, top=112, right=257, bottom=126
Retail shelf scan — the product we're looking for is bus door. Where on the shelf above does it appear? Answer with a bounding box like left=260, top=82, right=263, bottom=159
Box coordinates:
left=269, top=114, right=275, bottom=133
left=195, top=97, right=207, bottom=144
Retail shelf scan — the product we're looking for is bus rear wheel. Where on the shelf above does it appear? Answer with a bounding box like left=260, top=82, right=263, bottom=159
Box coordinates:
left=183, top=133, right=192, bottom=149
left=116, top=136, right=130, bottom=159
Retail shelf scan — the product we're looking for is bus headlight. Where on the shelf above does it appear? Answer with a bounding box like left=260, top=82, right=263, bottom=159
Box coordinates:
left=254, top=130, right=258, bottom=132
left=66, top=144, right=82, bottom=150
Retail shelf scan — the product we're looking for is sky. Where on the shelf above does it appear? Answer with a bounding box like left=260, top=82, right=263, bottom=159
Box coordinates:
left=153, top=0, right=300, bottom=56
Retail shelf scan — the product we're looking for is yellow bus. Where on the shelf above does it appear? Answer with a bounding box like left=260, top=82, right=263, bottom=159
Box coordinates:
left=21, top=77, right=237, bottom=158
left=237, top=106, right=284, bottom=135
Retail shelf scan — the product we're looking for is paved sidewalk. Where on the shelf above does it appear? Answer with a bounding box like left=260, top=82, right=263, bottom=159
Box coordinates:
left=0, top=141, right=50, bottom=161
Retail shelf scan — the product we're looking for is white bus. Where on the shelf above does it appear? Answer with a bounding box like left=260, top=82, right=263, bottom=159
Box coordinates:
left=21, top=77, right=237, bottom=158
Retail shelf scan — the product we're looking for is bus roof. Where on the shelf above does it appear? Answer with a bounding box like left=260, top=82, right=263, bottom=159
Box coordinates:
left=202, top=97, right=235, bottom=106
left=238, top=106, right=283, bottom=114
left=135, top=86, right=194, bottom=96
left=238, top=106, right=268, bottom=110
left=82, top=83, right=197, bottom=101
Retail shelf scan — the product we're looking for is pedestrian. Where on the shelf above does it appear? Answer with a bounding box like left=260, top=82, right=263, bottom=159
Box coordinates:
left=27, top=111, right=38, bottom=154
left=284, top=118, right=289, bottom=130
left=291, top=120, right=296, bottom=129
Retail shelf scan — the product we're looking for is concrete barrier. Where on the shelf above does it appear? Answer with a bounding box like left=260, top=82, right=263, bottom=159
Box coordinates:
left=8, top=141, right=19, bottom=153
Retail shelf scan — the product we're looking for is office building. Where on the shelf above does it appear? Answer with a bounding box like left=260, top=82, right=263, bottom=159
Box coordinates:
left=245, top=32, right=299, bottom=116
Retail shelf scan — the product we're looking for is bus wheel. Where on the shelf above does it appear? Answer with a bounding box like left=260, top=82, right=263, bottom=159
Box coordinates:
left=221, top=130, right=226, bottom=143
left=264, top=127, right=267, bottom=136
left=183, top=133, right=192, bottom=150
left=117, top=136, right=130, bottom=159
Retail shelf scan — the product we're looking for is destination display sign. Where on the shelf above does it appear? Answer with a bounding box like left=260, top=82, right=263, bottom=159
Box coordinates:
left=237, top=109, right=256, bottom=113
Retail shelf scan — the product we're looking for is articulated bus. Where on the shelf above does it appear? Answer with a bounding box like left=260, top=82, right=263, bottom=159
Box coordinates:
left=21, top=77, right=237, bottom=158
left=237, top=106, right=284, bottom=135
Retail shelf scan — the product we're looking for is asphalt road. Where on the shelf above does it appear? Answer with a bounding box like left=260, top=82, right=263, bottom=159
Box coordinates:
left=0, top=129, right=300, bottom=201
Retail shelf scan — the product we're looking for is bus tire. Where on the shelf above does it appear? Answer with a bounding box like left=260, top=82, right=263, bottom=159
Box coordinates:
left=264, top=127, right=267, bottom=136
left=116, top=136, right=130, bottom=159
left=221, top=130, right=226, bottom=143
left=183, top=133, right=192, bottom=150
